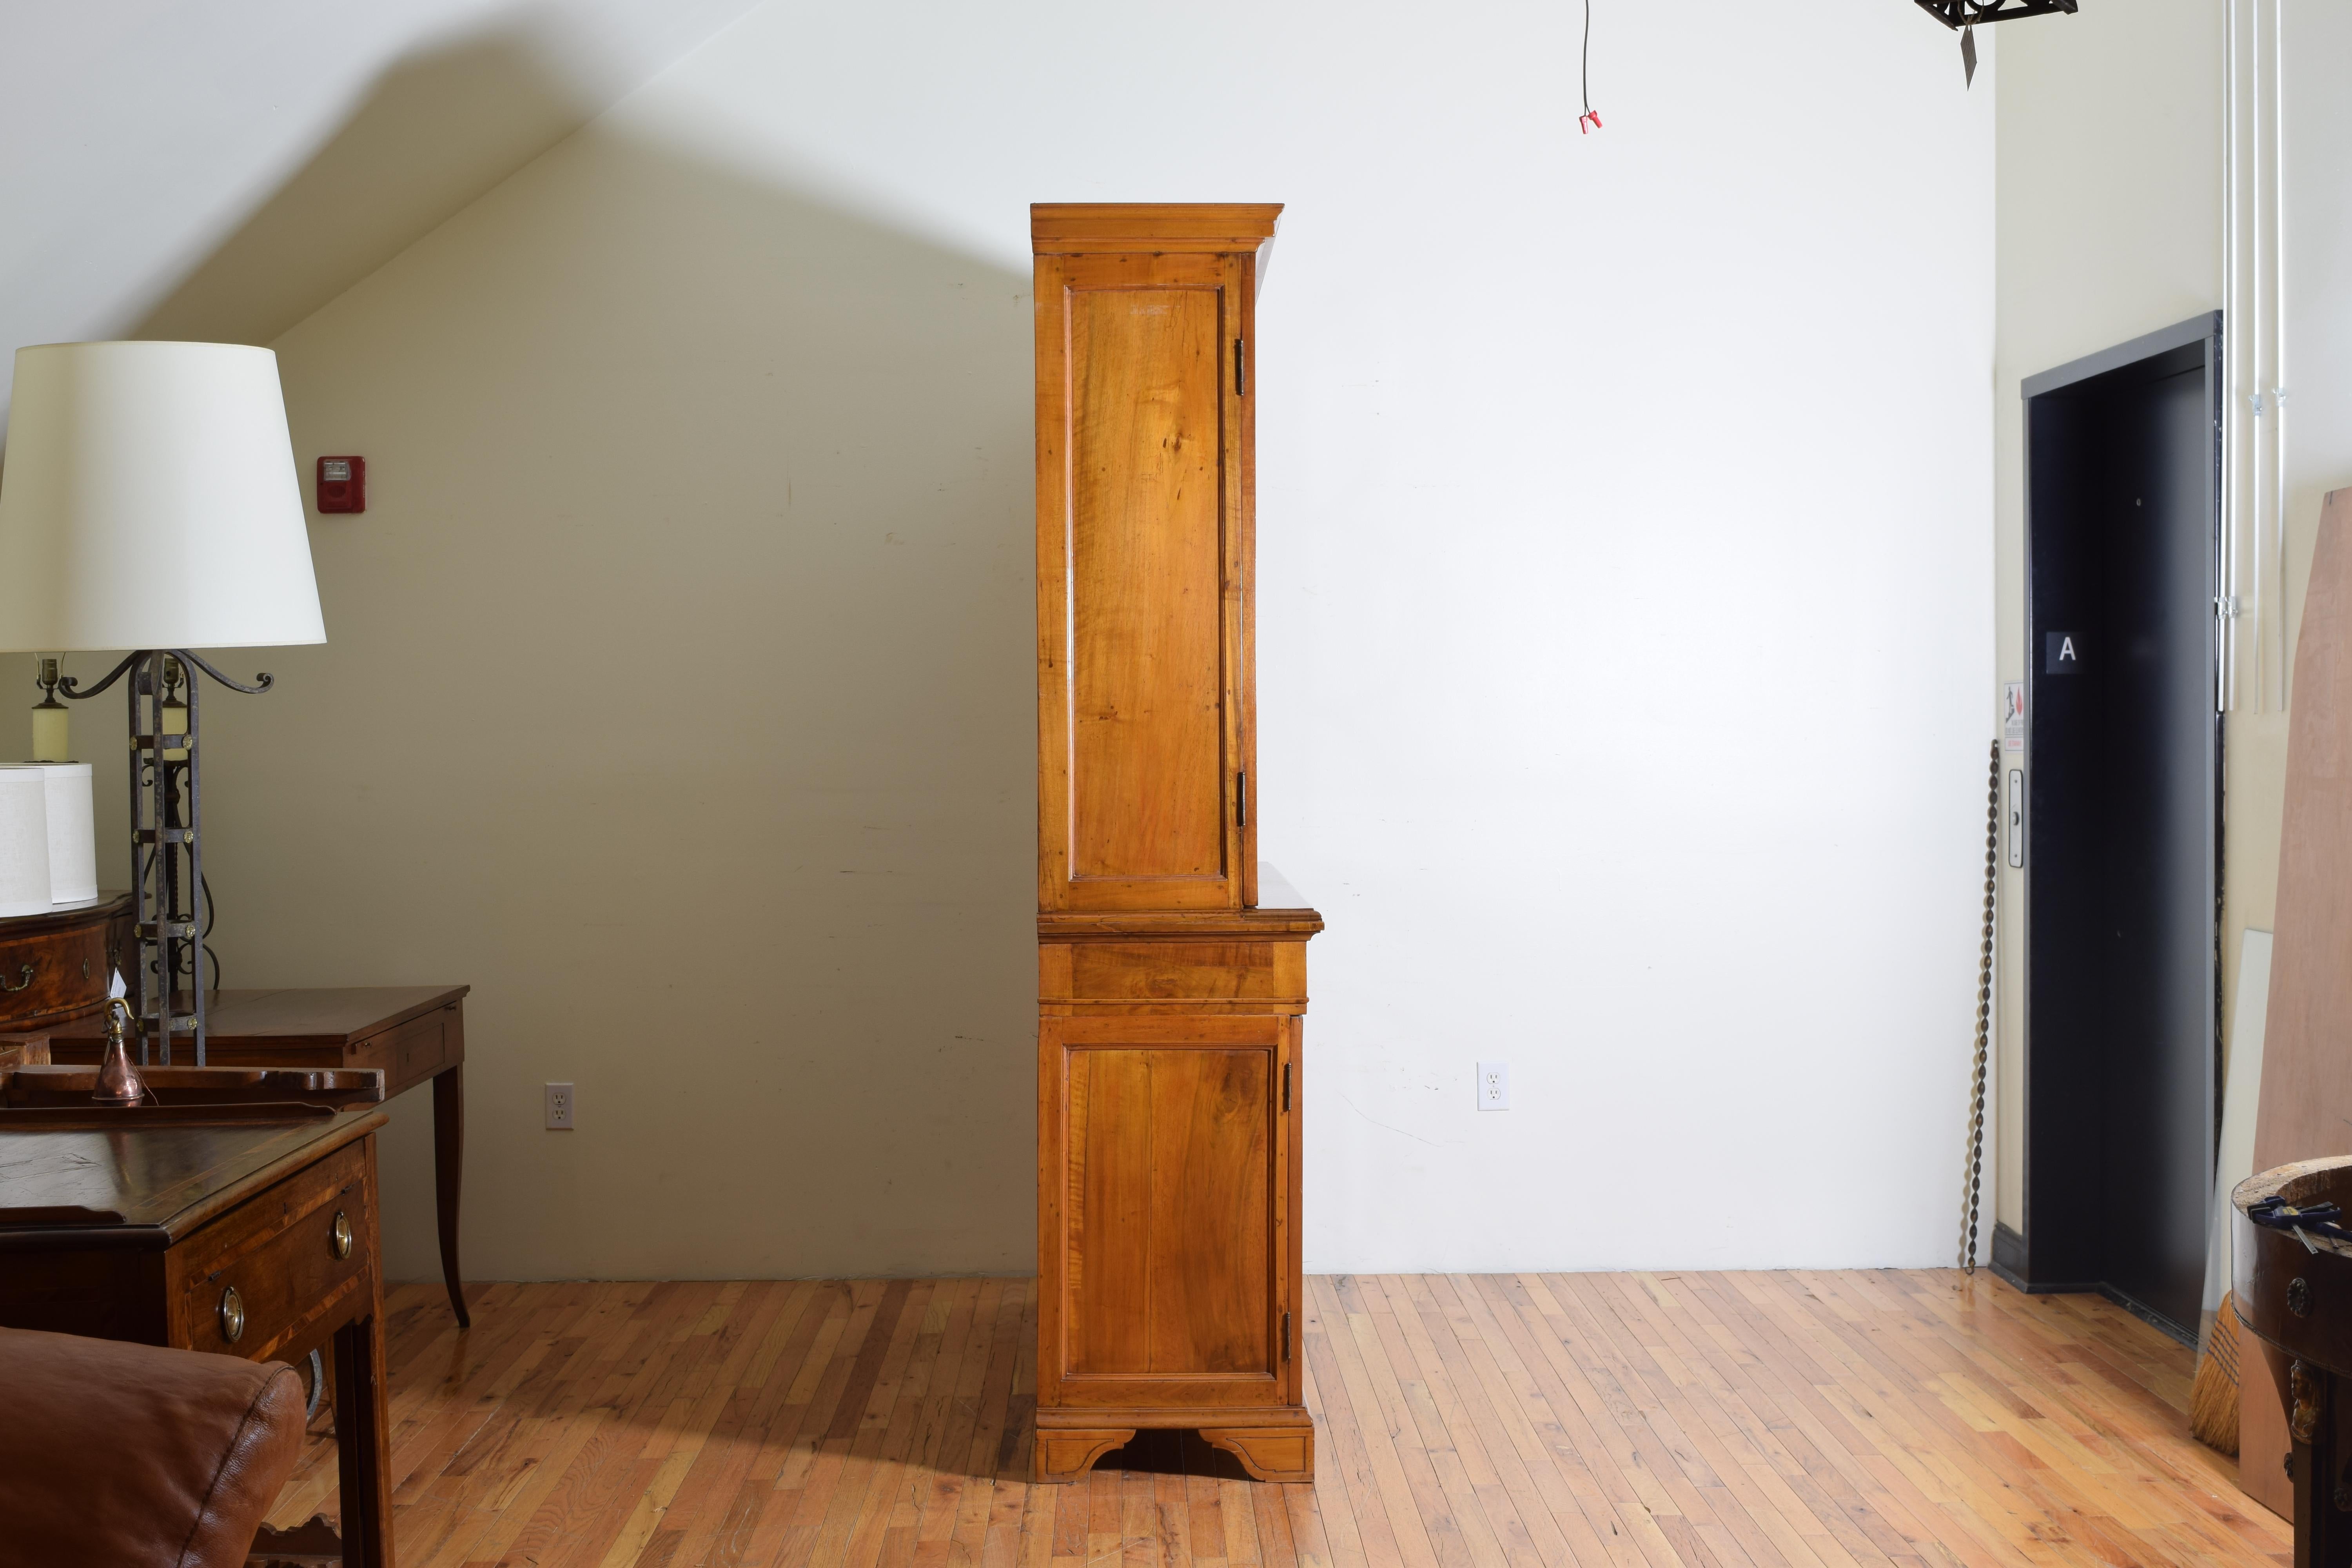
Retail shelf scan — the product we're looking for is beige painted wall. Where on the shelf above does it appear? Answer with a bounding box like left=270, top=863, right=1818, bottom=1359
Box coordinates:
left=225, top=127, right=1039, bottom=1282
left=1991, top=0, right=2224, bottom=1234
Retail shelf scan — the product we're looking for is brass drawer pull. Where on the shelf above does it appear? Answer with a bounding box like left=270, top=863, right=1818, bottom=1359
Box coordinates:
left=0, top=964, right=33, bottom=993
left=218, top=1285, right=245, bottom=1344
left=330, top=1211, right=354, bottom=1261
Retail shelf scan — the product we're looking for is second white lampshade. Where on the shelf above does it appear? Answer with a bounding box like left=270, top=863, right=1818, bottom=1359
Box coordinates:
left=0, top=341, right=325, bottom=652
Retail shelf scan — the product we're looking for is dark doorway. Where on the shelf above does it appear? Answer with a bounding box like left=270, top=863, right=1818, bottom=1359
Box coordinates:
left=1998, top=314, right=2221, bottom=1342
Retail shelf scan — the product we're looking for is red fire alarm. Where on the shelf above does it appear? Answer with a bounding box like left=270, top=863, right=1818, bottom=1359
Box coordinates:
left=316, top=456, right=366, bottom=514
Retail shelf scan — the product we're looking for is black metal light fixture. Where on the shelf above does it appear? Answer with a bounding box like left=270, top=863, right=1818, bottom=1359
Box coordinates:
left=1914, top=0, right=2079, bottom=85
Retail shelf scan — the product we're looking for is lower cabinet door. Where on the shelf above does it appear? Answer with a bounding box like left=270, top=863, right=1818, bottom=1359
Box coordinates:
left=1038, top=1012, right=1297, bottom=1412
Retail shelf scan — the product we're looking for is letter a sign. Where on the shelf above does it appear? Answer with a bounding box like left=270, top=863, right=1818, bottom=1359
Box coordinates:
left=2045, top=632, right=2081, bottom=674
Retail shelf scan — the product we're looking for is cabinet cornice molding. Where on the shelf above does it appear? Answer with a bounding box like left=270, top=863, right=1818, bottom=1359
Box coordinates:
left=1030, top=202, right=1283, bottom=254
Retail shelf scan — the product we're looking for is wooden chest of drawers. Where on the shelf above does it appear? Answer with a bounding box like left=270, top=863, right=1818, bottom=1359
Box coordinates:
left=0, top=1112, right=395, bottom=1566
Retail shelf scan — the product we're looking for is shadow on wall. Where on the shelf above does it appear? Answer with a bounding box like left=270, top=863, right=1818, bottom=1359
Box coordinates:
left=135, top=39, right=1041, bottom=1279
left=130, top=30, right=605, bottom=347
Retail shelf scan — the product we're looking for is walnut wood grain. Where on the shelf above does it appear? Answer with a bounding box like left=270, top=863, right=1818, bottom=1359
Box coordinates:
left=0, top=1110, right=385, bottom=1236
left=170, top=1138, right=368, bottom=1364
left=0, top=891, right=131, bottom=1030
left=2245, top=487, right=2352, bottom=1514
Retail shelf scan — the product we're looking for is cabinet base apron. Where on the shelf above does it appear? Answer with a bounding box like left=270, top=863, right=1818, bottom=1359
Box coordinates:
left=1033, top=1406, right=1315, bottom=1484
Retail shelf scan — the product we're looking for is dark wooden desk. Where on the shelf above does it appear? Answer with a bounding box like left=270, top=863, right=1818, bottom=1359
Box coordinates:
left=48, top=985, right=473, bottom=1327
left=0, top=1110, right=395, bottom=1568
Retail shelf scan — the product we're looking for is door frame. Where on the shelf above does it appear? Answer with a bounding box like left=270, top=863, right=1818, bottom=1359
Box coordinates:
left=1998, top=311, right=2224, bottom=1338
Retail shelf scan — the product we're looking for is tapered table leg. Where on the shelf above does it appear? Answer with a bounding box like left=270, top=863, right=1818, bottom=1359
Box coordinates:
left=333, top=1132, right=395, bottom=1568
left=432, top=1064, right=469, bottom=1328
left=331, top=1312, right=394, bottom=1567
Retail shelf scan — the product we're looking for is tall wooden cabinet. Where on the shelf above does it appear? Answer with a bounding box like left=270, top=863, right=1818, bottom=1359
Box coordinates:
left=1033, top=204, right=1324, bottom=1485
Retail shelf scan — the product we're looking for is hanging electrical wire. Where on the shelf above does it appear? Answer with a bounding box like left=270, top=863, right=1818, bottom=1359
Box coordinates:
left=1579, top=0, right=1602, bottom=133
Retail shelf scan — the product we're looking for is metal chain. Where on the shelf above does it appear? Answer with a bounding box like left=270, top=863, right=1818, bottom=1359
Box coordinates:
left=1959, top=738, right=2000, bottom=1274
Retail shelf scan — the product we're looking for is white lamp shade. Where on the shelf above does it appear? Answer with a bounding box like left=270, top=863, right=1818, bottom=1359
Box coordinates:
left=0, top=341, right=325, bottom=651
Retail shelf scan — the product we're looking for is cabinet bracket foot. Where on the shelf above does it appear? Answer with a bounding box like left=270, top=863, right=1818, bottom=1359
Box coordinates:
left=1034, top=1426, right=1133, bottom=1483
left=1200, top=1425, right=1314, bottom=1483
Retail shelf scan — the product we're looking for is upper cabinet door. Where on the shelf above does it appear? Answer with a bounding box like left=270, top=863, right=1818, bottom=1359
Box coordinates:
left=1037, top=246, right=1259, bottom=911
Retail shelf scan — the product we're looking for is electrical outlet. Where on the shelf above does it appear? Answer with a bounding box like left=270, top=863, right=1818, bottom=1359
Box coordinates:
left=1477, top=1061, right=1510, bottom=1111
left=544, top=1082, right=575, bottom=1130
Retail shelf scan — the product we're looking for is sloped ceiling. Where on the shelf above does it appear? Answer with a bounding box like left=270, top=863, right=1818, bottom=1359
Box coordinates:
left=0, top=0, right=764, bottom=427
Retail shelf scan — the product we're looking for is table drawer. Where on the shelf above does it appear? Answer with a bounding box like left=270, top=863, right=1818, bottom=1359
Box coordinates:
left=349, top=1006, right=456, bottom=1091
left=0, top=918, right=115, bottom=1029
left=173, top=1140, right=369, bottom=1362
left=1042, top=941, right=1306, bottom=1004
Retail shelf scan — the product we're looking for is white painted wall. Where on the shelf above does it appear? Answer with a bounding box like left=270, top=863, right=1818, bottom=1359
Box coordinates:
left=19, top=0, right=1997, bottom=1279
left=0, top=0, right=759, bottom=401
left=2284, top=5, right=2352, bottom=586
left=1987, top=0, right=2224, bottom=1238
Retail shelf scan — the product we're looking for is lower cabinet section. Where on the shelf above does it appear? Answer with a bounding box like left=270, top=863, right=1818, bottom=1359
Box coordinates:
left=1035, top=1010, right=1307, bottom=1481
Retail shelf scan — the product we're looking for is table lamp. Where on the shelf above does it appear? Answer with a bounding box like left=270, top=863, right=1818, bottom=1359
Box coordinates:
left=0, top=341, right=325, bottom=1064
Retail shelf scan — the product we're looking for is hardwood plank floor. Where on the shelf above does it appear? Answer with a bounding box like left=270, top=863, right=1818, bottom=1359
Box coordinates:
left=265, top=1272, right=2288, bottom=1567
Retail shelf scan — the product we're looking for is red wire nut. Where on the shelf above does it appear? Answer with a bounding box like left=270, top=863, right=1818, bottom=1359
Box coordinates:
left=1579, top=109, right=1604, bottom=134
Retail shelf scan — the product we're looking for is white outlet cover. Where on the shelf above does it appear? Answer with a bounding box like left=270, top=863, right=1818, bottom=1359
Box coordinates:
left=1477, top=1060, right=1510, bottom=1111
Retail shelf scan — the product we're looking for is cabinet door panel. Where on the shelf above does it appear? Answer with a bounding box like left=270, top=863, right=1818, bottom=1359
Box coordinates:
left=1036, top=251, right=1254, bottom=911
left=1067, top=1045, right=1270, bottom=1376
left=1069, top=286, right=1227, bottom=882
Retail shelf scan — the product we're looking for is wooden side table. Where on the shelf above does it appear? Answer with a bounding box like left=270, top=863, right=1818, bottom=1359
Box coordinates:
left=0, top=1110, right=396, bottom=1568
left=0, top=890, right=132, bottom=1030
left=47, top=985, right=473, bottom=1327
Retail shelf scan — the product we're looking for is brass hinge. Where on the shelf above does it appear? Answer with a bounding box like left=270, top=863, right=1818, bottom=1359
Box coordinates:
left=1235, top=338, right=1247, bottom=396
left=1236, top=769, right=1247, bottom=829
left=1282, top=1062, right=1291, bottom=1111
left=1282, top=1310, right=1292, bottom=1361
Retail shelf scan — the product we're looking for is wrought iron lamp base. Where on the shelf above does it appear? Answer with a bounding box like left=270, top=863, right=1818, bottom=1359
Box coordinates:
left=59, top=648, right=275, bottom=1066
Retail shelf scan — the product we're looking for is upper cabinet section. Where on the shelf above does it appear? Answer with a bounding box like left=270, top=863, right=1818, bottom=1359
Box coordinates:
left=1035, top=205, right=1279, bottom=913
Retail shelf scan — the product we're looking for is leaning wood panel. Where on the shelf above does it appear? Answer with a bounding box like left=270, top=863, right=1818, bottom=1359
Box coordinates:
left=2245, top=485, right=2352, bottom=1515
